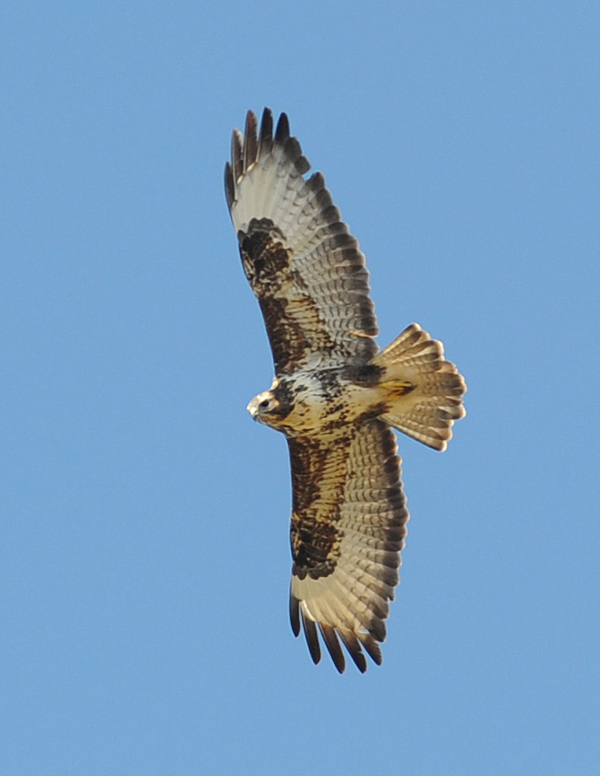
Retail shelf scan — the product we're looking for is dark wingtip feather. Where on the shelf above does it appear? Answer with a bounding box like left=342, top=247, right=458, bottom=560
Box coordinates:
left=301, top=611, right=321, bottom=665
left=295, top=155, right=310, bottom=175
left=224, top=162, right=234, bottom=210
left=231, top=128, right=243, bottom=183
left=243, top=110, right=258, bottom=171
left=315, top=186, right=333, bottom=211
left=275, top=112, right=290, bottom=144
left=283, top=136, right=310, bottom=174
left=258, top=107, right=273, bottom=155
left=369, top=617, right=387, bottom=643
left=289, top=594, right=300, bottom=637
left=360, top=634, right=383, bottom=666
left=307, top=171, right=325, bottom=194
left=339, top=631, right=368, bottom=673
left=319, top=625, right=346, bottom=674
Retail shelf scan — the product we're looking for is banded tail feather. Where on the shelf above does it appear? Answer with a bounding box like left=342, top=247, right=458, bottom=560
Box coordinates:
left=372, top=323, right=467, bottom=451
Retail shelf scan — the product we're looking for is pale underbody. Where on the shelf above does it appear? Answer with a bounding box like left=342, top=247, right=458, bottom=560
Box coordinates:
left=247, top=365, right=414, bottom=440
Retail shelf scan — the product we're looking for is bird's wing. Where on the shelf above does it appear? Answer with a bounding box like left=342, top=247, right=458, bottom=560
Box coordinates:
left=225, top=109, right=378, bottom=375
left=288, top=419, right=409, bottom=672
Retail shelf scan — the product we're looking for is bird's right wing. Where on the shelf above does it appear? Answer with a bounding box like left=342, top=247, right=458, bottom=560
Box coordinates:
left=288, top=419, right=410, bottom=673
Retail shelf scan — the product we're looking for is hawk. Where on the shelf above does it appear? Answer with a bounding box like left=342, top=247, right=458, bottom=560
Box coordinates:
left=225, top=109, right=466, bottom=673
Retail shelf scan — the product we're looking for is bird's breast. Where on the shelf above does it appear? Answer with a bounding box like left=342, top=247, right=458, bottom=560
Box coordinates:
left=275, top=370, right=380, bottom=438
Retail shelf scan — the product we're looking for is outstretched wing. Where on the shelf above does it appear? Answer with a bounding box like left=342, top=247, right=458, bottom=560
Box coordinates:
left=225, top=109, right=378, bottom=375
left=288, top=420, right=409, bottom=673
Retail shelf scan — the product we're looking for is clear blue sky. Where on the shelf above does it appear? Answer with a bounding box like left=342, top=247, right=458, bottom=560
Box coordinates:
left=2, top=2, right=599, bottom=774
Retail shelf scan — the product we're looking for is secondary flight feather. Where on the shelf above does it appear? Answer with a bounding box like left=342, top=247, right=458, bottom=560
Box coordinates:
left=225, top=109, right=466, bottom=673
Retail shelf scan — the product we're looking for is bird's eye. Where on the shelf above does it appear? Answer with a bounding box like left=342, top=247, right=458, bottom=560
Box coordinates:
left=259, top=399, right=270, bottom=409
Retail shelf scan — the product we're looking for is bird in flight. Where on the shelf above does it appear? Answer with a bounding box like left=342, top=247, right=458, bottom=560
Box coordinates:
left=225, top=109, right=466, bottom=673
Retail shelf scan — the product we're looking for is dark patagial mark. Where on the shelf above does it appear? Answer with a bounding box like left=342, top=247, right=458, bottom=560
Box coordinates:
left=287, top=437, right=350, bottom=580
left=239, top=217, right=338, bottom=374
left=258, top=295, right=317, bottom=375
left=238, top=218, right=321, bottom=373
left=287, top=437, right=327, bottom=516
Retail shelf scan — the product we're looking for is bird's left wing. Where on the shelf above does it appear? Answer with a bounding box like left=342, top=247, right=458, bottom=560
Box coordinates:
left=225, top=109, right=378, bottom=375
left=288, top=419, right=409, bottom=673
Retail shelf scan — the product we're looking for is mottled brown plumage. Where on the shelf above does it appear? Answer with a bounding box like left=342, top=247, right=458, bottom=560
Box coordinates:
left=225, top=109, right=466, bottom=673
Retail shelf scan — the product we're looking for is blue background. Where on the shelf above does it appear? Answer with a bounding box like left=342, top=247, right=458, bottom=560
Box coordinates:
left=2, top=2, right=598, bottom=773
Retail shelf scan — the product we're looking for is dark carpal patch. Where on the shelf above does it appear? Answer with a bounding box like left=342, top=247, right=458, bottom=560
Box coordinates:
left=291, top=513, right=341, bottom=580
left=238, top=218, right=288, bottom=286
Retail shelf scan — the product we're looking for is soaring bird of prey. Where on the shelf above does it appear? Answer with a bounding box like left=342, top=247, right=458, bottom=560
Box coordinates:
left=225, top=109, right=466, bottom=673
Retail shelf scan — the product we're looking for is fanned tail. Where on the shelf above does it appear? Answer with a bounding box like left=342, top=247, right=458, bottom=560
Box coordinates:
left=371, top=323, right=467, bottom=451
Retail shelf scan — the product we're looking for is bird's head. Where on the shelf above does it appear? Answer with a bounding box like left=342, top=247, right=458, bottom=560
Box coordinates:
left=247, top=390, right=282, bottom=427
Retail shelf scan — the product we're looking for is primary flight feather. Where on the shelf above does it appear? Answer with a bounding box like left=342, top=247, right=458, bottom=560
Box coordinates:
left=225, top=109, right=466, bottom=673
